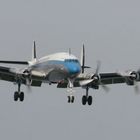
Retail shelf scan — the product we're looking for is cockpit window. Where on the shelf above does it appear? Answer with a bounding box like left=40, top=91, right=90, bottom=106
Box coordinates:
left=65, top=59, right=78, bottom=63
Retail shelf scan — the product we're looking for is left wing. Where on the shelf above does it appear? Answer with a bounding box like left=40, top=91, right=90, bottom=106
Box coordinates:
left=57, top=71, right=139, bottom=88
left=99, top=73, right=126, bottom=85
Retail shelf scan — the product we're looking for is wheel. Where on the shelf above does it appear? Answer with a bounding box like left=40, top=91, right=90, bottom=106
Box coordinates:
left=88, top=96, right=92, bottom=106
left=82, top=95, right=87, bottom=105
left=71, top=96, right=74, bottom=103
left=14, top=91, right=19, bottom=101
left=68, top=96, right=71, bottom=103
left=19, top=92, right=24, bottom=102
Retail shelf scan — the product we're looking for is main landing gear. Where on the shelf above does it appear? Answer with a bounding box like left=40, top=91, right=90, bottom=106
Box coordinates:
left=67, top=87, right=93, bottom=106
left=14, top=83, right=24, bottom=102
left=82, top=87, right=93, bottom=106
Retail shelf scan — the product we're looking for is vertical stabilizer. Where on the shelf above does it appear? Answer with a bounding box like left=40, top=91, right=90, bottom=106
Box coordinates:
left=69, top=48, right=71, bottom=55
left=80, top=44, right=90, bottom=73
left=32, top=41, right=37, bottom=61
left=81, top=44, right=85, bottom=73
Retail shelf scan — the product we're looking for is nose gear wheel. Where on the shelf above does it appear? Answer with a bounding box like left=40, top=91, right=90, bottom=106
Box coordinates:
left=68, top=95, right=75, bottom=103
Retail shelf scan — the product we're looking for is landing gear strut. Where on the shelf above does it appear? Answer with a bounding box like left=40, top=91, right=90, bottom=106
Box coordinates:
left=14, top=83, right=24, bottom=102
left=67, top=79, right=75, bottom=103
left=82, top=87, right=92, bottom=106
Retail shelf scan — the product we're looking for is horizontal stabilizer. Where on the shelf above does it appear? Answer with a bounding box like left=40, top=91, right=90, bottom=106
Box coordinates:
left=81, top=66, right=91, bottom=69
left=0, top=61, right=29, bottom=65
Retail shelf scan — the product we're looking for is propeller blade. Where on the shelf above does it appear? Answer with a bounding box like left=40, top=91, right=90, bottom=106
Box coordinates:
left=101, top=83, right=110, bottom=93
left=95, top=60, right=101, bottom=75
left=134, top=81, right=140, bottom=94
left=79, top=79, right=94, bottom=86
left=25, top=78, right=32, bottom=93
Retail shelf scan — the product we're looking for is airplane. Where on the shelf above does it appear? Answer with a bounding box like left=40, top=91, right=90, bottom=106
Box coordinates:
left=0, top=41, right=139, bottom=105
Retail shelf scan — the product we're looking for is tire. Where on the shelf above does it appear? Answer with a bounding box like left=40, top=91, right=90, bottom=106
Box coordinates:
left=88, top=96, right=92, bottom=106
left=20, top=92, right=24, bottom=102
left=14, top=92, right=19, bottom=101
left=68, top=96, right=71, bottom=103
left=71, top=96, right=74, bottom=103
left=82, top=96, right=87, bottom=105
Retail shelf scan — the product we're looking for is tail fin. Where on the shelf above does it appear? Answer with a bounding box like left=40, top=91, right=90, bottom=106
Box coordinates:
left=32, top=41, right=37, bottom=61
left=81, top=44, right=85, bottom=73
left=81, top=44, right=90, bottom=73
left=68, top=48, right=71, bottom=55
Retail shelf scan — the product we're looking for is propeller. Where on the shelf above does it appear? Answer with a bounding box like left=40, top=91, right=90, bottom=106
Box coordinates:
left=134, top=81, right=139, bottom=94
left=22, top=69, right=32, bottom=93
left=93, top=61, right=110, bottom=92
left=25, top=78, right=32, bottom=93
left=100, top=83, right=110, bottom=92
left=117, top=70, right=140, bottom=94
left=95, top=60, right=101, bottom=75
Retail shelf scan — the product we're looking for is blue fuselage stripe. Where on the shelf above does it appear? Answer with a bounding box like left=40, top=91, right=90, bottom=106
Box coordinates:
left=47, top=60, right=81, bottom=74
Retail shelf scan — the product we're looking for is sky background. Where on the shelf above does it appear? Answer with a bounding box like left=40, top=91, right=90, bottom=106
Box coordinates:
left=0, top=0, right=140, bottom=140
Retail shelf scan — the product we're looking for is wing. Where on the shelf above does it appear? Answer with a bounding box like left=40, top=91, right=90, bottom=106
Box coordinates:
left=0, top=61, right=29, bottom=65
left=0, top=66, right=42, bottom=87
left=57, top=72, right=127, bottom=88
left=99, top=73, right=126, bottom=85
left=0, top=66, right=16, bottom=82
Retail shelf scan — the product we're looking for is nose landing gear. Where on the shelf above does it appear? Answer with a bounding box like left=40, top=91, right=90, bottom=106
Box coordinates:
left=68, top=95, right=75, bottom=103
left=67, top=79, right=75, bottom=103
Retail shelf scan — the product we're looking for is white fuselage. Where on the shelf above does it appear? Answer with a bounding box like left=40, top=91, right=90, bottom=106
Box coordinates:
left=29, top=52, right=81, bottom=83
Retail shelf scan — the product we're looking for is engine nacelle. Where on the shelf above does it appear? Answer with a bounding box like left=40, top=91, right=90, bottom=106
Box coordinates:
left=78, top=73, right=100, bottom=82
left=22, top=70, right=46, bottom=81
left=31, top=71, right=46, bottom=80
left=78, top=73, right=100, bottom=89
left=126, top=71, right=139, bottom=86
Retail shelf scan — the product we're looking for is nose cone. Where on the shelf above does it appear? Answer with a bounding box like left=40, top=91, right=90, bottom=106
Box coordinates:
left=67, top=63, right=81, bottom=76
left=69, top=66, right=81, bottom=74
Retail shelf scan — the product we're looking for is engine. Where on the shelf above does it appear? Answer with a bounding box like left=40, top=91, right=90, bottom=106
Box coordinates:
left=78, top=73, right=100, bottom=89
left=22, top=70, right=46, bottom=81
left=125, top=71, right=139, bottom=85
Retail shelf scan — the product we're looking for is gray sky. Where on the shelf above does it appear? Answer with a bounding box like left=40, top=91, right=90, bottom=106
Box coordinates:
left=0, top=0, right=140, bottom=140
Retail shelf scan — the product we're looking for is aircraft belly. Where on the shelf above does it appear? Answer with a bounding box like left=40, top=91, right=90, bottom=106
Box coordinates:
left=47, top=64, right=68, bottom=82
left=31, top=63, right=68, bottom=83
left=48, top=71, right=66, bottom=83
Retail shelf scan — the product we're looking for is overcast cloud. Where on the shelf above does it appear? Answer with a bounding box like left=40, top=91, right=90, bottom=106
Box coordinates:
left=0, top=0, right=140, bottom=140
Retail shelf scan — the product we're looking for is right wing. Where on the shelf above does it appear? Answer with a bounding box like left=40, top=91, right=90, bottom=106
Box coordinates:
left=0, top=66, right=16, bottom=82
left=0, top=66, right=42, bottom=87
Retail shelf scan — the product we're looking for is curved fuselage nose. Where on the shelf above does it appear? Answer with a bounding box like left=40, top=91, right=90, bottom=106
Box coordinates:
left=65, top=61, right=81, bottom=78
